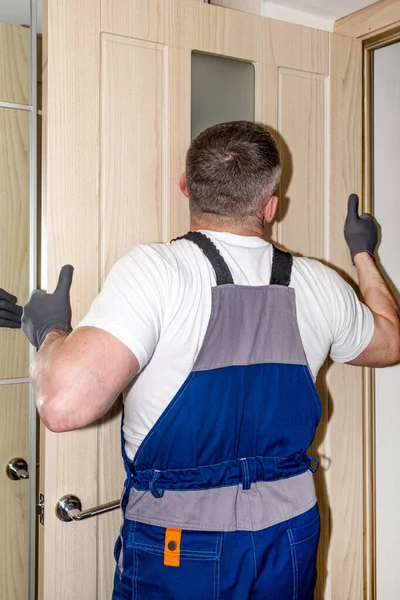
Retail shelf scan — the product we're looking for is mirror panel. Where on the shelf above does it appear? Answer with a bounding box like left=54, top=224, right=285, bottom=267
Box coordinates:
left=0, top=19, right=30, bottom=105
left=0, top=107, right=30, bottom=379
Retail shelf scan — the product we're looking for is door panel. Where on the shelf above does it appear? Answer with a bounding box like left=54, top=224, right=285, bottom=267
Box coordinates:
left=0, top=384, right=29, bottom=600
left=42, top=1, right=365, bottom=598
left=101, top=33, right=167, bottom=269
left=277, top=69, right=326, bottom=260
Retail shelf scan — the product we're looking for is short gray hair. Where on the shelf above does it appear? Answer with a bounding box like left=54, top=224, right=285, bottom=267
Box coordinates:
left=186, top=121, right=281, bottom=219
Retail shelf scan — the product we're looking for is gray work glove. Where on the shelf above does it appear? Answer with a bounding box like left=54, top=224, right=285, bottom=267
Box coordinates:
left=344, top=193, right=378, bottom=263
left=22, top=265, right=74, bottom=348
left=0, top=288, right=23, bottom=329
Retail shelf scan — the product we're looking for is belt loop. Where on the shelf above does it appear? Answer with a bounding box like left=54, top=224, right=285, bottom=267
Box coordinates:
left=149, top=470, right=165, bottom=499
left=306, top=453, right=320, bottom=474
left=239, top=458, right=251, bottom=491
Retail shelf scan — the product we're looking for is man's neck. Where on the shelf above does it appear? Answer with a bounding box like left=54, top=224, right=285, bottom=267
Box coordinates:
left=190, top=216, right=264, bottom=238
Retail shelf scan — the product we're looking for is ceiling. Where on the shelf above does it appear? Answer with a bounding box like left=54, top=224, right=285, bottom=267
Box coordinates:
left=263, top=0, right=379, bottom=21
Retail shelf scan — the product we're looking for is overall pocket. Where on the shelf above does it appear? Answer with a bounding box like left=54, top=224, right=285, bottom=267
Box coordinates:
left=128, top=520, right=223, bottom=600
left=287, top=508, right=320, bottom=600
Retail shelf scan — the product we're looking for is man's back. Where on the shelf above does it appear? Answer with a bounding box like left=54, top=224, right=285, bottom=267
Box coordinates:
left=78, top=230, right=373, bottom=460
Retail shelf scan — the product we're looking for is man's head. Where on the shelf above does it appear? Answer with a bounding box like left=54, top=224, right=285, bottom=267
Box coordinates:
left=180, top=121, right=281, bottom=232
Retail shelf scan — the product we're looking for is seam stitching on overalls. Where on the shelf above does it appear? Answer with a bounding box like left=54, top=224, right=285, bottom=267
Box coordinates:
left=243, top=483, right=258, bottom=580
left=132, top=472, right=309, bottom=494
left=136, top=453, right=307, bottom=473
left=133, top=372, right=196, bottom=464
left=215, top=533, right=222, bottom=600
left=287, top=529, right=298, bottom=600
left=131, top=543, right=217, bottom=558
left=214, top=554, right=217, bottom=600
left=302, top=365, right=323, bottom=417
left=132, top=520, right=137, bottom=600
left=192, top=288, right=218, bottom=369
left=250, top=531, right=258, bottom=581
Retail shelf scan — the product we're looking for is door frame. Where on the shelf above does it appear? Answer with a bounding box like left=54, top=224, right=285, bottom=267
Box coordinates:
left=364, top=25, right=400, bottom=600
left=336, top=4, right=400, bottom=597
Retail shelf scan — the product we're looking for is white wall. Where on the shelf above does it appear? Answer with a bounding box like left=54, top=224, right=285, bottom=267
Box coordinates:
left=374, top=41, right=400, bottom=600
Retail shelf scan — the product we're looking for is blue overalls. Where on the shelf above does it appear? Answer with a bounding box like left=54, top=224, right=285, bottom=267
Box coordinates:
left=112, top=232, right=322, bottom=600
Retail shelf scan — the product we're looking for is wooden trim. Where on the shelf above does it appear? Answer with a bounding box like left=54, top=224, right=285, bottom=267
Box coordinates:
left=363, top=25, right=400, bottom=49
left=328, top=33, right=365, bottom=600
left=362, top=42, right=376, bottom=600
left=334, top=0, right=400, bottom=39
left=363, top=368, right=376, bottom=600
left=363, top=56, right=375, bottom=600
left=361, top=31, right=400, bottom=598
left=362, top=33, right=400, bottom=598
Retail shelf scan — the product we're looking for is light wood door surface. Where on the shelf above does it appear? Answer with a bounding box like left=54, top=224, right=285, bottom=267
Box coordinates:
left=41, top=1, right=365, bottom=598
left=0, top=384, right=30, bottom=600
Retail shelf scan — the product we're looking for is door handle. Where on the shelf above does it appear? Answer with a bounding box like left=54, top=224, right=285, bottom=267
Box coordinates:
left=6, top=457, right=29, bottom=480
left=56, top=494, right=120, bottom=522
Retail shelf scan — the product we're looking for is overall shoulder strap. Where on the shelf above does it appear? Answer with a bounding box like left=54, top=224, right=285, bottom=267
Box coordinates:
left=269, top=246, right=293, bottom=287
left=172, top=231, right=234, bottom=286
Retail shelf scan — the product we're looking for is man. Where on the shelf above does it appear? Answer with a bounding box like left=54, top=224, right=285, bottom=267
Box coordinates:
left=22, top=121, right=400, bottom=599
left=0, top=288, right=22, bottom=328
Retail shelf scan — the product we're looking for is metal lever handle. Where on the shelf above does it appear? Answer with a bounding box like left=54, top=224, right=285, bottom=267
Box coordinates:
left=6, top=458, right=29, bottom=480
left=56, top=494, right=120, bottom=522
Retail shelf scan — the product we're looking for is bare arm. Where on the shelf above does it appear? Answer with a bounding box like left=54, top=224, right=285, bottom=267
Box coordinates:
left=31, top=327, right=139, bottom=432
left=342, top=193, right=400, bottom=368
left=348, top=253, right=400, bottom=367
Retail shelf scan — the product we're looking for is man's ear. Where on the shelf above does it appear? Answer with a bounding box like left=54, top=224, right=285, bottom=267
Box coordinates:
left=179, top=173, right=189, bottom=198
left=263, top=195, right=279, bottom=223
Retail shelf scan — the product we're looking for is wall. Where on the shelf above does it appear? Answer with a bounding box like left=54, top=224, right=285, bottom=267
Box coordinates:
left=374, top=40, right=400, bottom=600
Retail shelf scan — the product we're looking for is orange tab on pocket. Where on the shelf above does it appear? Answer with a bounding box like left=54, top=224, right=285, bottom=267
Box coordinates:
left=164, top=528, right=182, bottom=567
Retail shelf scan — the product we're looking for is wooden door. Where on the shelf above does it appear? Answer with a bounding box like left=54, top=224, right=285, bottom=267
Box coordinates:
left=41, top=1, right=364, bottom=598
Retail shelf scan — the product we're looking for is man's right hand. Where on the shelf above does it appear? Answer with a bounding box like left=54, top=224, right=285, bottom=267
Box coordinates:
left=0, top=288, right=23, bottom=329
left=22, top=265, right=74, bottom=348
left=344, top=193, right=378, bottom=262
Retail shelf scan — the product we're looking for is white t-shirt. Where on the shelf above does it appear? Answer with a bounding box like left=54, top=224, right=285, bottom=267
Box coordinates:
left=77, top=231, right=374, bottom=460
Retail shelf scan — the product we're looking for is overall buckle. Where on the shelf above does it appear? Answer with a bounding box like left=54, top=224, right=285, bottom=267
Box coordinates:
left=306, top=453, right=320, bottom=474
left=149, top=470, right=165, bottom=498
